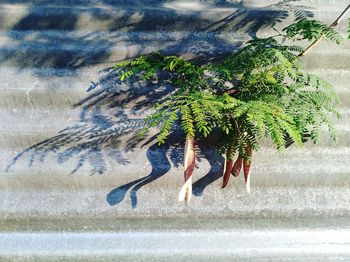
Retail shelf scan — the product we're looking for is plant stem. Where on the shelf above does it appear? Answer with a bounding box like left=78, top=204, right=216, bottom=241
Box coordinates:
left=178, top=136, right=196, bottom=203
left=222, top=145, right=234, bottom=188
left=298, top=4, right=350, bottom=57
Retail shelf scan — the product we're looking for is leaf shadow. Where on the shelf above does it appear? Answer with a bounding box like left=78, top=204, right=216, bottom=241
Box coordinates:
left=0, top=0, right=314, bottom=76
left=4, top=0, right=316, bottom=207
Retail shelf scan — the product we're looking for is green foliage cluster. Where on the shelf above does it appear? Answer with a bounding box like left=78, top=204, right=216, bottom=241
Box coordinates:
left=283, top=18, right=342, bottom=43
left=115, top=19, right=341, bottom=160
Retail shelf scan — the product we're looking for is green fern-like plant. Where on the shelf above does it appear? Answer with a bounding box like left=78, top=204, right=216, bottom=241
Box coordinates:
left=114, top=18, right=341, bottom=202
left=283, top=18, right=342, bottom=43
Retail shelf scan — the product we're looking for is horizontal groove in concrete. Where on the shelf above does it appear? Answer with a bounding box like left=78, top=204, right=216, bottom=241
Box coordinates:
left=0, top=34, right=347, bottom=54
left=1, top=226, right=350, bottom=260
left=1, top=124, right=348, bottom=151
left=1, top=86, right=349, bottom=109
left=2, top=185, right=350, bottom=219
left=0, top=3, right=345, bottom=16
left=0, top=1, right=348, bottom=13
left=2, top=145, right=350, bottom=187
left=0, top=5, right=289, bottom=32
left=2, top=216, right=350, bottom=232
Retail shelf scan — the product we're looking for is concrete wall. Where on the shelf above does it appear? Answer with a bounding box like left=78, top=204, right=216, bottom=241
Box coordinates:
left=1, top=0, right=350, bottom=260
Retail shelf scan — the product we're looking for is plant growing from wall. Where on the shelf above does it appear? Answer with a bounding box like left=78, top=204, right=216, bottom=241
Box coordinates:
left=114, top=8, right=349, bottom=203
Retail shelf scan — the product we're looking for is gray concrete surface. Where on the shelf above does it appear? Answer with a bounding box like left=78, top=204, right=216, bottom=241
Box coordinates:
left=0, top=0, right=350, bottom=260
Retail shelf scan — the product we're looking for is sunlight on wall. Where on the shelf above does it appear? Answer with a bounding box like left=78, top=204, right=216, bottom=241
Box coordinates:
left=0, top=4, right=29, bottom=30
left=163, top=1, right=210, bottom=12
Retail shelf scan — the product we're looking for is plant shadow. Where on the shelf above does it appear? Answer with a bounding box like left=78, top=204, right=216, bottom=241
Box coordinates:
left=0, top=0, right=314, bottom=76
left=5, top=67, right=173, bottom=175
left=4, top=0, right=315, bottom=207
left=107, top=131, right=225, bottom=208
left=107, top=135, right=175, bottom=209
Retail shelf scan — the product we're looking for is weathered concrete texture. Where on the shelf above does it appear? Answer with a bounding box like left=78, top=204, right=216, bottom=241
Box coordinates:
left=2, top=224, right=350, bottom=261
left=0, top=0, right=350, bottom=260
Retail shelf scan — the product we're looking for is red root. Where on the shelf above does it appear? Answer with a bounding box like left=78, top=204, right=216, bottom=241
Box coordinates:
left=231, top=156, right=243, bottom=177
left=222, top=159, right=234, bottom=188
